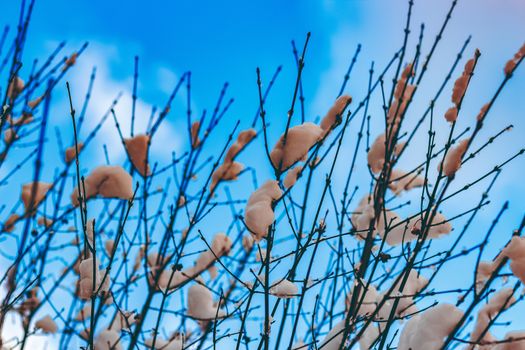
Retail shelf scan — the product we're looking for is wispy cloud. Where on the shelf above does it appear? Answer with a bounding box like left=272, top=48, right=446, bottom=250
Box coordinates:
left=58, top=41, right=184, bottom=166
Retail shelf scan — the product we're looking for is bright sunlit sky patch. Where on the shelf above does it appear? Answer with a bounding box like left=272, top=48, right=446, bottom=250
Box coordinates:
left=1, top=0, right=525, bottom=346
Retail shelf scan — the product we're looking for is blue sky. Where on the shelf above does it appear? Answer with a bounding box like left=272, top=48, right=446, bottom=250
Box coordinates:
left=1, top=0, right=525, bottom=347
left=9, top=0, right=519, bottom=257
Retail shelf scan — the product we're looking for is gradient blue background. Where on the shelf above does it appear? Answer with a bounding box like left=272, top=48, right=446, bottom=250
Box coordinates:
left=1, top=0, right=525, bottom=348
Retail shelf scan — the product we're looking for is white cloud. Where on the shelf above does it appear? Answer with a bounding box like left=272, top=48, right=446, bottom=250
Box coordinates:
left=61, top=41, right=184, bottom=166
left=156, top=66, right=180, bottom=96
left=0, top=288, right=58, bottom=349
